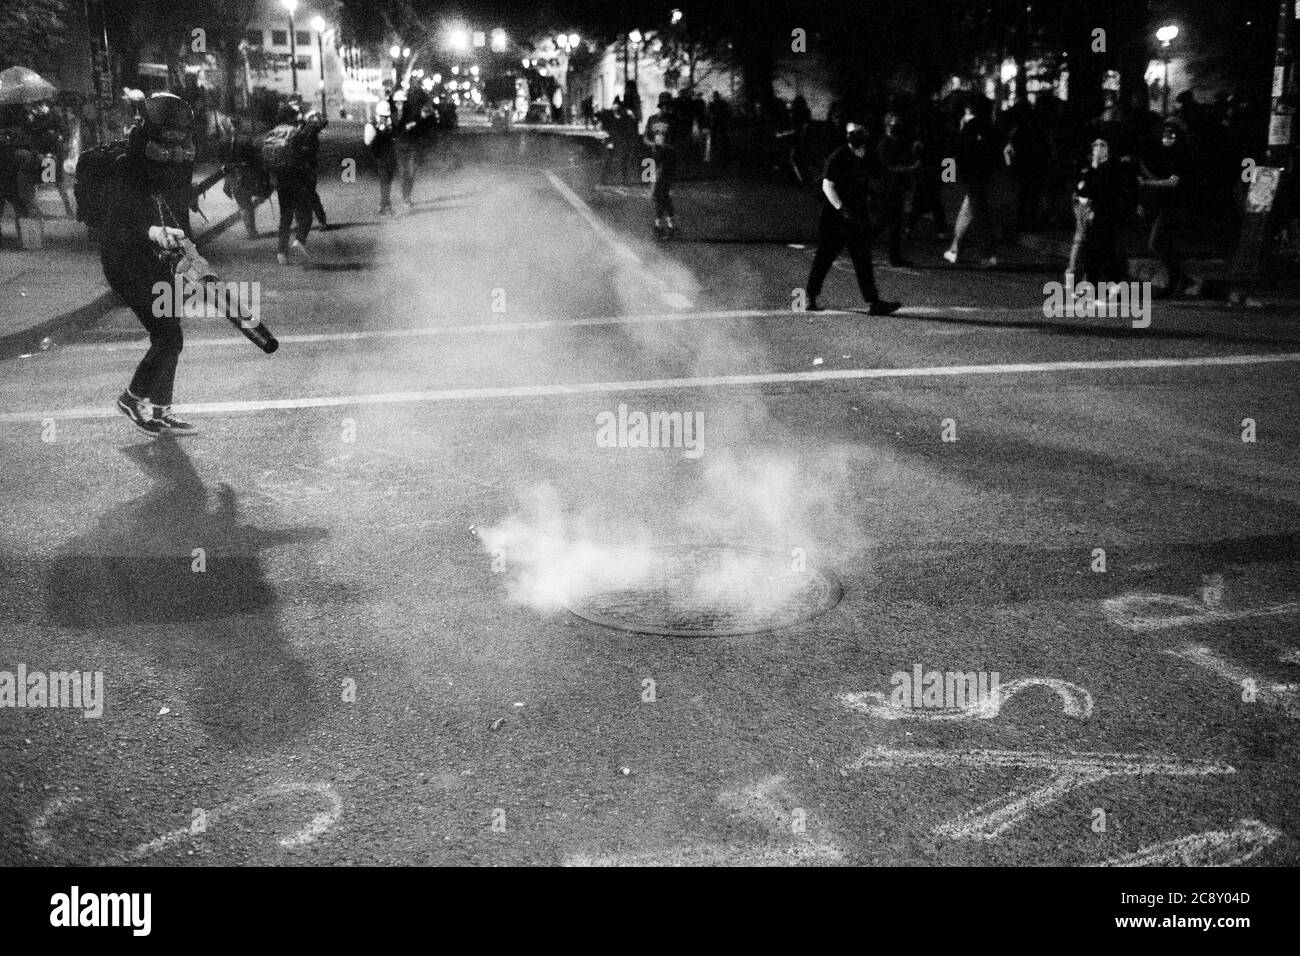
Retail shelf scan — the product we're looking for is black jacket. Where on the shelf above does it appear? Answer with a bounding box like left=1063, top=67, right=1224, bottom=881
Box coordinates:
left=101, top=147, right=193, bottom=270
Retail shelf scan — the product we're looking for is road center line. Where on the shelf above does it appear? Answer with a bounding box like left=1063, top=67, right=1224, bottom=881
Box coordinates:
left=542, top=169, right=694, bottom=310
left=2, top=351, right=1296, bottom=422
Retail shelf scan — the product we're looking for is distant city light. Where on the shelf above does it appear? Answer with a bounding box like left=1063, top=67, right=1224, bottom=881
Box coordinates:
left=671, top=9, right=683, bottom=24
left=629, top=29, right=643, bottom=44
left=451, top=65, right=460, bottom=75
left=491, top=29, right=508, bottom=52
left=389, top=45, right=401, bottom=58
left=402, top=47, right=410, bottom=58
left=448, top=28, right=470, bottom=52
left=473, top=31, right=486, bottom=48
left=470, top=65, right=480, bottom=77
left=432, top=73, right=441, bottom=83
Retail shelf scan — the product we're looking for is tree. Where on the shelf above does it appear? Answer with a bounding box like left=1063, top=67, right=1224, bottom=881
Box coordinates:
left=0, top=0, right=69, bottom=75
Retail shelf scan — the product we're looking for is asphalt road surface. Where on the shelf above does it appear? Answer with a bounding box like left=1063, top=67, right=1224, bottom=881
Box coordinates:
left=2, top=127, right=1298, bottom=866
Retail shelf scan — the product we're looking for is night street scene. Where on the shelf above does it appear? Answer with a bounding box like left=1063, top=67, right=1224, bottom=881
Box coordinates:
left=2, top=0, right=1299, bottom=901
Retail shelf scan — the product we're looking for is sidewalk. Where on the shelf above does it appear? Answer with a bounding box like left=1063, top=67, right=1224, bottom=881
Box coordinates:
left=0, top=159, right=229, bottom=358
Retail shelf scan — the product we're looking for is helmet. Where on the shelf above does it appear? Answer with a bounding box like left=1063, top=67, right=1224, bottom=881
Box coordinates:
left=276, top=102, right=302, bottom=124
left=143, top=92, right=193, bottom=132
left=374, top=101, right=392, bottom=118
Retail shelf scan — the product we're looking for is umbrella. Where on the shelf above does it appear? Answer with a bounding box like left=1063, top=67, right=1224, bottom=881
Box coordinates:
left=0, top=67, right=58, bottom=106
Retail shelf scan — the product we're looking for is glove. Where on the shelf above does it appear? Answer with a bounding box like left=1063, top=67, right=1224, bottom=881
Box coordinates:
left=148, top=226, right=185, bottom=250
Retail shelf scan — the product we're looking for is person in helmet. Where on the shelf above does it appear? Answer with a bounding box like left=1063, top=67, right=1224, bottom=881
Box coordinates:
left=364, top=100, right=397, bottom=216
left=265, top=101, right=314, bottom=264
left=643, top=91, right=678, bottom=238
left=103, top=91, right=199, bottom=436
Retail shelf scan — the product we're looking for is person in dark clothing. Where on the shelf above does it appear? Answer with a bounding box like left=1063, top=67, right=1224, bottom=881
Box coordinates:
left=219, top=114, right=270, bottom=238
left=805, top=122, right=902, bottom=315
left=943, top=95, right=1008, bottom=266
left=267, top=102, right=313, bottom=264
left=393, top=84, right=435, bottom=209
left=1139, top=119, right=1190, bottom=296
left=1066, top=133, right=1138, bottom=286
left=102, top=92, right=199, bottom=436
left=301, top=109, right=329, bottom=228
left=707, top=92, right=730, bottom=165
left=364, top=100, right=397, bottom=215
left=906, top=105, right=950, bottom=239
left=644, top=92, right=677, bottom=237
left=1005, top=99, right=1049, bottom=232
left=876, top=111, right=919, bottom=266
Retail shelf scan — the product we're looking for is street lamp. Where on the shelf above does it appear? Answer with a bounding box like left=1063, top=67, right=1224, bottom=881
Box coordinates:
left=1156, top=23, right=1179, bottom=115
left=282, top=0, right=299, bottom=95
left=311, top=15, right=327, bottom=115
left=448, top=28, right=470, bottom=53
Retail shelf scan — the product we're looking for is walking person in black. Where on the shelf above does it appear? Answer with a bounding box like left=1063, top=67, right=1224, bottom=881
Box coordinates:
left=103, top=92, right=199, bottom=436
left=1138, top=119, right=1190, bottom=297
left=644, top=92, right=677, bottom=238
left=263, top=102, right=313, bottom=265
left=804, top=122, right=902, bottom=315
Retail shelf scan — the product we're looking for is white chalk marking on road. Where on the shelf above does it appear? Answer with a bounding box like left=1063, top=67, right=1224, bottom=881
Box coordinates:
left=543, top=169, right=693, bottom=310
left=1165, top=643, right=1300, bottom=718
left=8, top=352, right=1300, bottom=423
left=29, top=795, right=86, bottom=850
left=840, top=677, right=1093, bottom=721
left=844, top=747, right=1234, bottom=841
left=1098, top=819, right=1282, bottom=867
left=118, top=782, right=341, bottom=862
left=563, top=842, right=844, bottom=867
left=1280, top=648, right=1300, bottom=665
left=1103, top=590, right=1300, bottom=631
left=59, top=308, right=820, bottom=353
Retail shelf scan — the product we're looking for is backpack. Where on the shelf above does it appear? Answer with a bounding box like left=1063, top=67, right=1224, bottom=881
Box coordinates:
left=74, top=140, right=130, bottom=228
left=261, top=123, right=305, bottom=172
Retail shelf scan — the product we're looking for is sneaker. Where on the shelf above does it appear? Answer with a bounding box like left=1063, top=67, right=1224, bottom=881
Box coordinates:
left=276, top=251, right=289, bottom=265
left=867, top=300, right=902, bottom=316
left=288, top=239, right=311, bottom=262
left=378, top=205, right=394, bottom=217
left=804, top=299, right=825, bottom=312
left=154, top=405, right=197, bottom=436
left=980, top=256, right=999, bottom=268
left=115, top=390, right=163, bottom=436
left=942, top=249, right=958, bottom=264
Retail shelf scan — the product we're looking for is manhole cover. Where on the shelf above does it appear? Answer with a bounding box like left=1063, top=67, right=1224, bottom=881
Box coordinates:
left=561, top=545, right=842, bottom=637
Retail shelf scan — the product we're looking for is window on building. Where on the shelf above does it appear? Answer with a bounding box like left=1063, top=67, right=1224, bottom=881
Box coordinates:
left=296, top=56, right=312, bottom=71
left=245, top=29, right=262, bottom=46
left=296, top=31, right=311, bottom=47
left=271, top=29, right=288, bottom=47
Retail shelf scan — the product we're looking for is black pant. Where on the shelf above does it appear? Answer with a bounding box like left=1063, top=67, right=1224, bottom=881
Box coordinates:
left=395, top=143, right=420, bottom=203
left=375, top=151, right=395, bottom=210
left=275, top=173, right=312, bottom=253
left=651, top=148, right=675, bottom=221
left=104, top=253, right=183, bottom=407
left=806, top=207, right=880, bottom=304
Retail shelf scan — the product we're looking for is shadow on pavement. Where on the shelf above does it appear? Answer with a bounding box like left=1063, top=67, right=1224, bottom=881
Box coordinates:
left=43, top=439, right=330, bottom=747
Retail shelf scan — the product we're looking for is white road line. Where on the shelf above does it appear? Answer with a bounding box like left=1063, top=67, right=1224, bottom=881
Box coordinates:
left=1165, top=643, right=1300, bottom=718
left=3, top=351, right=1298, bottom=423
left=542, top=169, right=694, bottom=310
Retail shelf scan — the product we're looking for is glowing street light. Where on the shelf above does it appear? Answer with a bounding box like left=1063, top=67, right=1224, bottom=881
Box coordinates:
left=671, top=9, right=683, bottom=25
left=629, top=29, right=643, bottom=45
left=390, top=44, right=401, bottom=59
left=451, top=65, right=460, bottom=75
left=448, top=28, right=470, bottom=52
left=1156, top=24, right=1179, bottom=46
left=469, top=65, right=480, bottom=77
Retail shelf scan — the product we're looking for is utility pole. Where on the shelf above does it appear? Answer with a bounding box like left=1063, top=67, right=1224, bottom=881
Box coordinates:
left=1266, top=0, right=1297, bottom=167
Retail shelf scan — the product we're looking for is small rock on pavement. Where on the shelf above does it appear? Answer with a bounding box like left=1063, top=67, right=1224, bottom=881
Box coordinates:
left=490, top=717, right=506, bottom=731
